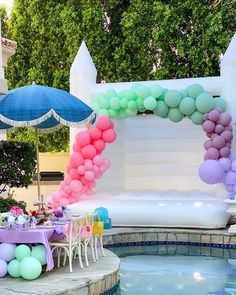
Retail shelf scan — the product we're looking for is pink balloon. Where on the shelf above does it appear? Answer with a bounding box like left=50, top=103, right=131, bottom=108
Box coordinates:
left=72, top=142, right=82, bottom=153
left=80, top=176, right=90, bottom=186
left=231, top=160, right=236, bottom=172
left=218, top=112, right=232, bottom=126
left=70, top=180, right=83, bottom=192
left=96, top=115, right=112, bottom=131
left=72, top=192, right=81, bottom=199
left=52, top=192, right=61, bottom=202
left=110, top=120, right=115, bottom=129
left=206, top=132, right=214, bottom=138
left=84, top=171, right=95, bottom=181
left=103, top=158, right=111, bottom=169
left=219, top=157, right=231, bottom=171
left=202, top=120, right=215, bottom=133
left=100, top=165, right=107, bottom=173
left=66, top=164, right=72, bottom=174
left=225, top=171, right=236, bottom=185
left=206, top=147, right=219, bottom=160
left=225, top=142, right=231, bottom=148
left=221, top=130, right=233, bottom=142
left=75, top=130, right=91, bottom=147
left=219, top=147, right=230, bottom=158
left=69, top=168, right=80, bottom=179
left=59, top=198, right=70, bottom=206
left=82, top=144, right=97, bottom=159
left=102, top=128, right=117, bottom=143
left=93, top=165, right=99, bottom=175
left=77, top=165, right=85, bottom=175
left=70, top=152, right=84, bottom=168
left=64, top=175, right=72, bottom=185
left=204, top=139, right=212, bottom=150
left=208, top=109, right=220, bottom=122
left=93, top=155, right=103, bottom=166
left=93, top=139, right=106, bottom=154
left=89, top=127, right=102, bottom=140
left=64, top=185, right=72, bottom=194
left=225, top=125, right=233, bottom=131
left=203, top=113, right=208, bottom=121
left=214, top=124, right=224, bottom=134
left=84, top=162, right=94, bottom=171
left=212, top=135, right=225, bottom=149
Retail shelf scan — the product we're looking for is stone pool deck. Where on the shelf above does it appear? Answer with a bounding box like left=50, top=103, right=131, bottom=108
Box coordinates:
left=1, top=227, right=236, bottom=295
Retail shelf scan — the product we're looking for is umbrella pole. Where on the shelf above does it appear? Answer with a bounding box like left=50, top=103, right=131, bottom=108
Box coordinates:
left=35, top=127, right=41, bottom=204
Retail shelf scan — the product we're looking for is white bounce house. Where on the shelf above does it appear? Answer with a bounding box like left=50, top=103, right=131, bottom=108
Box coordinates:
left=68, top=34, right=236, bottom=228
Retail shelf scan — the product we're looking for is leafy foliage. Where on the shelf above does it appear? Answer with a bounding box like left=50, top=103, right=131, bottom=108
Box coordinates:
left=0, top=141, right=36, bottom=194
left=0, top=197, right=27, bottom=213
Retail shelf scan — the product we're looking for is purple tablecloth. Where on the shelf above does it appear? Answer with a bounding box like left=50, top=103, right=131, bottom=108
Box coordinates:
left=0, top=227, right=64, bottom=271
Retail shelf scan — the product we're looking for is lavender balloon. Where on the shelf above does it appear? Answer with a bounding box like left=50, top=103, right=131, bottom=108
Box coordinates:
left=0, top=243, right=16, bottom=262
left=208, top=109, right=220, bottom=122
left=199, top=160, right=224, bottom=184
left=215, top=124, right=224, bottom=134
left=231, top=160, right=236, bottom=172
left=218, top=112, right=232, bottom=126
left=225, top=171, right=236, bottom=185
left=206, top=148, right=219, bottom=160
left=212, top=135, right=225, bottom=149
left=219, top=157, right=231, bottom=171
left=221, top=130, right=233, bottom=142
left=0, top=259, right=7, bottom=277
left=202, top=120, right=215, bottom=133
left=204, top=139, right=212, bottom=150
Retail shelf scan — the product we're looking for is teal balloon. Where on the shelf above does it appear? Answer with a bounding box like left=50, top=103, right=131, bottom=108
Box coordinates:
left=187, top=84, right=204, bottom=98
left=118, top=89, right=130, bottom=99
left=120, top=97, right=128, bottom=108
left=136, top=98, right=145, bottom=110
left=20, top=257, right=42, bottom=280
left=168, top=108, right=184, bottom=122
left=105, top=89, right=117, bottom=99
left=164, top=90, right=182, bottom=108
left=127, top=90, right=138, bottom=101
left=109, top=109, right=118, bottom=118
left=98, top=109, right=109, bottom=116
left=149, top=85, right=162, bottom=98
left=109, top=97, right=120, bottom=110
left=98, top=98, right=109, bottom=109
left=191, top=111, right=203, bottom=125
left=214, top=97, right=227, bottom=112
left=31, top=245, right=47, bottom=266
left=128, top=100, right=137, bottom=110
left=136, top=85, right=150, bottom=99
left=8, top=259, right=21, bottom=278
left=158, top=88, right=167, bottom=101
left=126, top=108, right=138, bottom=116
left=180, top=89, right=188, bottom=98
left=153, top=101, right=169, bottom=118
left=195, top=92, right=215, bottom=113
left=144, top=96, right=157, bottom=110
left=179, top=97, right=196, bottom=115
left=15, top=245, right=31, bottom=261
left=118, top=109, right=127, bottom=118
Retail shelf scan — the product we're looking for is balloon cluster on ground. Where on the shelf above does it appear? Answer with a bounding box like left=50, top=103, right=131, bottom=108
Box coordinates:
left=0, top=243, right=46, bottom=280
left=91, top=83, right=226, bottom=124
left=49, top=116, right=116, bottom=208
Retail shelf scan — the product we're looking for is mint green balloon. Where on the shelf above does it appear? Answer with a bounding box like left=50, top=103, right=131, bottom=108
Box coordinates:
left=8, top=259, right=21, bottom=278
left=105, top=89, right=117, bottom=99
left=15, top=245, right=31, bottom=262
left=98, top=109, right=109, bottom=116
left=191, top=111, right=203, bottom=125
left=128, top=100, right=137, bottom=110
left=179, top=97, right=196, bottom=115
left=109, top=97, right=120, bottom=110
left=91, top=102, right=100, bottom=112
left=195, top=92, right=215, bottom=113
left=153, top=101, right=169, bottom=118
left=136, top=85, right=150, bottom=99
left=158, top=88, right=167, bottom=101
left=149, top=85, right=162, bottom=98
left=144, top=96, right=157, bottom=110
left=118, top=89, right=130, bottom=99
left=180, top=89, right=188, bottom=98
left=164, top=90, right=182, bottom=108
left=187, top=84, right=204, bottom=98
left=214, top=97, right=227, bottom=112
left=126, top=108, right=138, bottom=116
left=127, top=91, right=138, bottom=101
left=168, top=108, right=184, bottom=122
left=137, top=98, right=145, bottom=110
left=120, top=98, right=128, bottom=108
left=20, top=257, right=42, bottom=280
left=98, top=98, right=109, bottom=109
left=31, top=245, right=47, bottom=266
left=118, top=109, right=127, bottom=118
left=109, top=109, right=118, bottom=118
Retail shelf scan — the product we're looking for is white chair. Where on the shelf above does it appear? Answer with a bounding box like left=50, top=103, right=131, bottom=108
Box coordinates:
left=50, top=215, right=84, bottom=272
left=94, top=232, right=105, bottom=260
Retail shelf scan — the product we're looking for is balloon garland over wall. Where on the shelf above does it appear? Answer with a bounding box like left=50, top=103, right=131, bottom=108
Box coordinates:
left=50, top=83, right=234, bottom=208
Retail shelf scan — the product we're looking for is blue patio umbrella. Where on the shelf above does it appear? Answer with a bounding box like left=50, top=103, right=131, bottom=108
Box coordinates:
left=0, top=84, right=96, bottom=202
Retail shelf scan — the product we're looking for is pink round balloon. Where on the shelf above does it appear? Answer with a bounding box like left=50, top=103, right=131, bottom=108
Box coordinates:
left=214, top=124, right=224, bottom=134
left=84, top=162, right=94, bottom=171
left=64, top=185, right=72, bottom=194
left=203, top=113, right=208, bottom=121
left=75, top=130, right=91, bottom=147
left=93, top=165, right=99, bottom=175
left=208, top=109, right=220, bottom=122
left=77, top=165, right=85, bottom=175
left=225, top=171, right=236, bottom=185
left=84, top=171, right=95, bottom=181
left=110, top=120, right=115, bottom=129
left=64, top=175, right=72, bottom=185
left=219, top=146, right=230, bottom=158
left=59, top=198, right=70, bottom=206
left=93, top=155, right=103, bottom=166
left=212, top=135, right=225, bottom=149
left=204, top=139, right=212, bottom=150
left=202, top=120, right=215, bottom=133
left=70, top=152, right=84, bottom=168
left=100, top=165, right=107, bottom=173
left=52, top=192, right=61, bottom=202
left=231, top=160, right=236, bottom=172
left=96, top=115, right=112, bottom=131
left=66, top=164, right=72, bottom=174
left=225, top=142, right=231, bottom=148
left=219, top=157, right=231, bottom=171
left=225, top=125, right=233, bottom=131
left=69, top=168, right=80, bottom=179
left=70, top=180, right=83, bottom=192
left=72, top=142, right=82, bottom=153
left=221, top=130, right=233, bottom=142
left=80, top=176, right=90, bottom=186
left=82, top=144, right=97, bottom=160
left=93, top=139, right=106, bottom=154
left=102, top=129, right=117, bottom=143
left=68, top=197, right=77, bottom=204
left=206, top=147, right=220, bottom=160
left=206, top=132, right=214, bottom=138
left=72, top=192, right=81, bottom=199
left=89, top=127, right=102, bottom=140
left=218, top=112, right=232, bottom=126
left=103, top=159, right=111, bottom=169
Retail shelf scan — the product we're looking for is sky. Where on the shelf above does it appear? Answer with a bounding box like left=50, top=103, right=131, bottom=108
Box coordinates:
left=0, top=0, right=13, bottom=11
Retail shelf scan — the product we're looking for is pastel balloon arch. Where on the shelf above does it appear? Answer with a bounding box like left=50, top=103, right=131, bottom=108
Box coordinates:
left=49, top=83, right=235, bottom=208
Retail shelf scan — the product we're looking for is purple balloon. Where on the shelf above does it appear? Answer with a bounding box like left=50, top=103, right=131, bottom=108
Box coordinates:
left=0, top=259, right=7, bottom=278
left=219, top=147, right=230, bottom=158
left=231, top=160, right=236, bottom=172
left=212, top=135, right=225, bottom=149
left=199, top=160, right=224, bottom=184
left=208, top=109, right=220, bottom=122
left=225, top=171, right=236, bottom=185
left=214, top=124, right=224, bottom=134
left=221, top=130, right=233, bottom=142
left=219, top=157, right=231, bottom=171
left=204, top=139, right=212, bottom=150
left=225, top=184, right=234, bottom=193
left=202, top=120, right=215, bottom=133
left=206, top=147, right=219, bottom=160
left=206, top=132, right=214, bottom=138
left=218, top=112, right=232, bottom=126
left=225, top=125, right=233, bottom=131
left=0, top=243, right=16, bottom=262
left=230, top=152, right=236, bottom=161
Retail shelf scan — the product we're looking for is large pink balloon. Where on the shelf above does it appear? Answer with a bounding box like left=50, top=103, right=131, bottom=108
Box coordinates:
left=84, top=161, right=94, bottom=171
left=69, top=168, right=80, bottom=179
left=204, top=140, right=212, bottom=150
left=82, top=145, right=97, bottom=159
left=199, top=160, right=224, bottom=184
left=59, top=198, right=70, bottom=206
left=93, top=139, right=105, bottom=154
left=77, top=165, right=85, bottom=175
left=206, top=148, right=219, bottom=160
left=89, top=127, right=102, bottom=140
left=221, top=130, right=233, bottom=142
left=202, top=120, right=215, bottom=133
left=85, top=171, right=95, bottom=181
left=66, top=164, right=72, bottom=174
left=64, top=175, right=72, bottom=185
left=93, top=155, right=103, bottom=166
left=214, top=124, right=224, bottom=135
left=219, top=147, right=230, bottom=158
left=76, top=130, right=91, bottom=147
left=72, top=142, right=82, bottom=153
left=218, top=112, right=232, bottom=126
left=208, top=109, right=220, bottom=122
left=212, top=135, right=225, bottom=149
left=96, top=115, right=112, bottom=131
left=52, top=192, right=61, bottom=202
left=70, top=153, right=84, bottom=168
left=70, top=180, right=83, bottom=192
left=102, top=129, right=117, bottom=143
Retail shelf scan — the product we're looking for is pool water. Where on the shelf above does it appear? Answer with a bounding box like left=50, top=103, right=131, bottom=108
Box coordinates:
left=109, top=245, right=236, bottom=295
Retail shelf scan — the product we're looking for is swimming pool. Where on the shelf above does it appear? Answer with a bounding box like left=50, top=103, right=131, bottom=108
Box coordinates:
left=108, top=244, right=236, bottom=295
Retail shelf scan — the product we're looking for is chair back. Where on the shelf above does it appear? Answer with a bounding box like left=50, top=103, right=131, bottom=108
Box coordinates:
left=81, top=212, right=97, bottom=240
left=63, top=216, right=84, bottom=243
